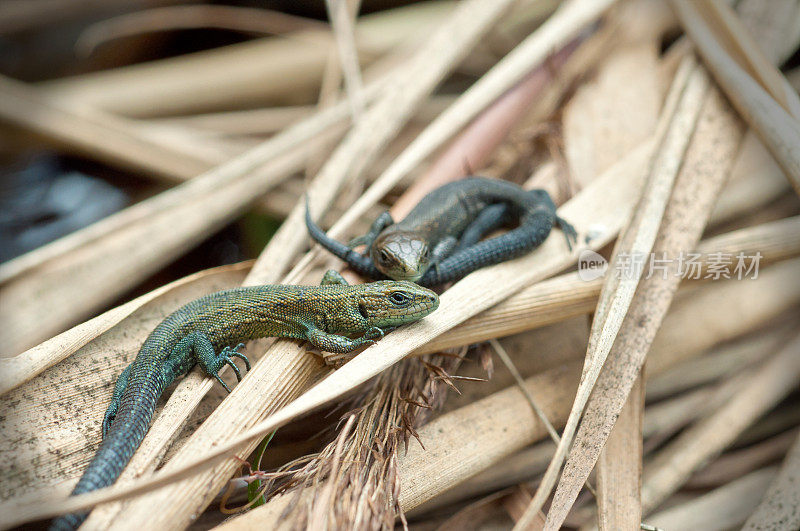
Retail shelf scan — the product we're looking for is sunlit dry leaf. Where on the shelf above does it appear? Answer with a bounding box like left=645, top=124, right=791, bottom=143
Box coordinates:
left=540, top=72, right=746, bottom=531
left=672, top=0, right=800, bottom=194
left=399, top=259, right=800, bottom=517
left=562, top=43, right=662, bottom=187
left=519, top=54, right=709, bottom=529
left=535, top=2, right=800, bottom=519
left=596, top=373, right=644, bottom=531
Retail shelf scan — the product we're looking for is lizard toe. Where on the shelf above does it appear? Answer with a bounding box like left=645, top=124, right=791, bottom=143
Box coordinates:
left=364, top=327, right=385, bottom=341
left=229, top=351, right=251, bottom=371
left=224, top=358, right=243, bottom=382
left=215, top=374, right=232, bottom=393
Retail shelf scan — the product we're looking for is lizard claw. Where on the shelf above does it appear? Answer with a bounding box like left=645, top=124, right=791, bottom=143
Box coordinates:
left=229, top=352, right=250, bottom=371
left=218, top=343, right=249, bottom=382
left=221, top=343, right=251, bottom=371
left=556, top=216, right=578, bottom=252
left=226, top=359, right=243, bottom=382
left=215, top=374, right=233, bottom=394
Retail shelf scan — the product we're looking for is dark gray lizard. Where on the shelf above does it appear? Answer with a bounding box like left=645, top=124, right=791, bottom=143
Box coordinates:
left=50, top=270, right=438, bottom=530
left=306, top=177, right=577, bottom=286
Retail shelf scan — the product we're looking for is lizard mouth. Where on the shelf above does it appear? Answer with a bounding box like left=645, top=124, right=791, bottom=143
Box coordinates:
left=394, top=267, right=423, bottom=282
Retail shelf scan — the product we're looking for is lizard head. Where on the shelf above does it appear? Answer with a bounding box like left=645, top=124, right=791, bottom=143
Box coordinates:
left=370, top=231, right=431, bottom=282
left=356, top=281, right=439, bottom=327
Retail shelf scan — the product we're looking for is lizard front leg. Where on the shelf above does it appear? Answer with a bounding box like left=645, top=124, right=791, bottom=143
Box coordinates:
left=320, top=269, right=350, bottom=286
left=427, top=236, right=458, bottom=279
left=347, top=211, right=394, bottom=250
left=303, top=323, right=386, bottom=362
left=556, top=215, right=578, bottom=251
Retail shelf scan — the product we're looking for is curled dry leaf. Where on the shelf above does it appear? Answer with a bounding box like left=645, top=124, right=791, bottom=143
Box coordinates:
left=596, top=373, right=645, bottom=531
left=518, top=54, right=711, bottom=530
left=533, top=1, right=800, bottom=522
left=672, top=0, right=800, bottom=194
left=394, top=258, right=800, bottom=516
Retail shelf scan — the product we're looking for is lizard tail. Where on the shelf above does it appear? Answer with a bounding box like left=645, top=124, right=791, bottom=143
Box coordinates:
left=304, top=198, right=384, bottom=279
left=49, top=381, right=159, bottom=530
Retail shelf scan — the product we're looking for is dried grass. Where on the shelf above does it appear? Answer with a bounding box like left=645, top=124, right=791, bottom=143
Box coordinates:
left=672, top=0, right=800, bottom=194
left=642, top=332, right=800, bottom=512
left=42, top=1, right=456, bottom=116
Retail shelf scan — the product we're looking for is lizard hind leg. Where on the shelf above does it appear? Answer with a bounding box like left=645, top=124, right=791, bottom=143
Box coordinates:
left=454, top=203, right=511, bottom=253
left=170, top=332, right=251, bottom=393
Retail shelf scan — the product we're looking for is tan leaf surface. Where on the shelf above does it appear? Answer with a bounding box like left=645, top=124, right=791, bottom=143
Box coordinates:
left=742, top=431, right=800, bottom=530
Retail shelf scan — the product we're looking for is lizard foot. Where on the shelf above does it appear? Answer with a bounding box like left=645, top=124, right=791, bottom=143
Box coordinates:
left=221, top=343, right=251, bottom=371
left=213, top=343, right=251, bottom=393
left=347, top=235, right=369, bottom=249
left=557, top=216, right=578, bottom=252
left=363, top=326, right=390, bottom=343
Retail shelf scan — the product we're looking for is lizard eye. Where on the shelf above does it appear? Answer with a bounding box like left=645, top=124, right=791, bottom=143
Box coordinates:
left=389, top=291, right=411, bottom=306
left=378, top=249, right=390, bottom=263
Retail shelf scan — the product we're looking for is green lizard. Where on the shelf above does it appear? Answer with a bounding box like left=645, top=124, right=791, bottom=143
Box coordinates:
left=51, top=270, right=439, bottom=530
